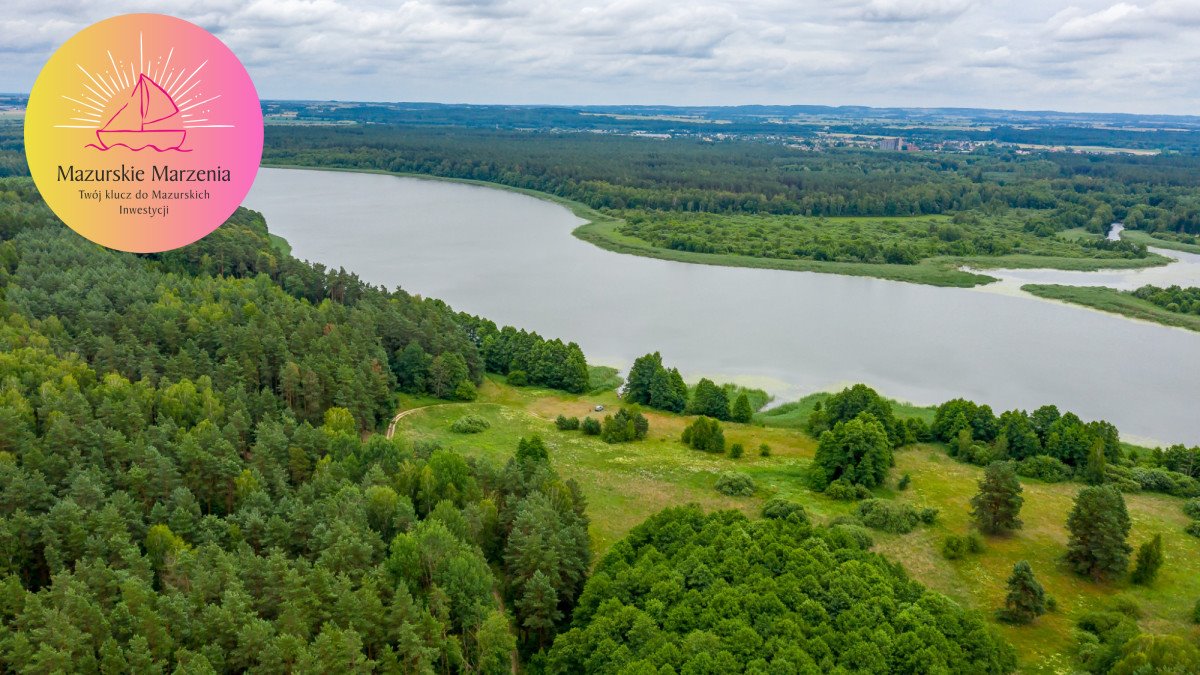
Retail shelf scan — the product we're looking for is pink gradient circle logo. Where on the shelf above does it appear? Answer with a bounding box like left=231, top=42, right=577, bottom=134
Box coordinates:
left=25, top=14, right=263, bottom=253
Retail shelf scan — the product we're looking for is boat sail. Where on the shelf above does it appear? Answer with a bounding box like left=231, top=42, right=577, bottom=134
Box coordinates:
left=95, top=74, right=187, bottom=151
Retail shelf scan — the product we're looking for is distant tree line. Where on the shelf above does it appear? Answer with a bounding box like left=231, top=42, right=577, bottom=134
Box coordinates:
left=262, top=124, right=1200, bottom=235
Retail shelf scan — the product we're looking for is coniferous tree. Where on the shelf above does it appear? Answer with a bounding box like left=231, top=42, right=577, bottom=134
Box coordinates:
left=1131, top=534, right=1164, bottom=585
left=998, top=560, right=1046, bottom=625
left=1066, top=485, right=1132, bottom=581
left=682, top=417, right=725, bottom=453
left=623, top=352, right=664, bottom=406
left=688, top=378, right=730, bottom=420
left=730, top=392, right=754, bottom=423
left=970, top=461, right=1024, bottom=535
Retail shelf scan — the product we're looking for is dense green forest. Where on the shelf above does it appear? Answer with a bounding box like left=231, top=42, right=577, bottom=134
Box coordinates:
left=0, top=175, right=1041, bottom=672
left=263, top=125, right=1200, bottom=236
left=4, top=114, right=1200, bottom=671
left=0, top=175, right=606, bottom=671
left=546, top=506, right=1017, bottom=673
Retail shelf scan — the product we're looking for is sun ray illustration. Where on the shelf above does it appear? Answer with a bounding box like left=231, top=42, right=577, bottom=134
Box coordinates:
left=180, top=95, right=219, bottom=112
left=175, top=79, right=202, bottom=102
left=155, top=47, right=173, bottom=83
left=107, top=51, right=126, bottom=89
left=170, top=60, right=206, bottom=98
left=59, top=40, right=234, bottom=144
left=77, top=64, right=113, bottom=98
left=82, top=84, right=109, bottom=103
left=62, top=95, right=103, bottom=112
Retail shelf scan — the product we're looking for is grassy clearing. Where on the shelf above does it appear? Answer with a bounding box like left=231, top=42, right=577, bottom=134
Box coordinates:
left=1023, top=284, right=1200, bottom=332
left=393, top=378, right=1200, bottom=674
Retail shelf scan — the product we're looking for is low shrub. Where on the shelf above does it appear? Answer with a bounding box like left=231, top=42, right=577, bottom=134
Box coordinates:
left=759, top=443, right=771, bottom=457
left=454, top=380, right=478, bottom=401
left=1017, top=455, right=1071, bottom=483
left=714, top=472, right=755, bottom=497
left=601, top=408, right=649, bottom=443
left=942, top=533, right=985, bottom=560
left=729, top=443, right=744, bottom=459
left=682, top=416, right=725, bottom=453
left=449, top=414, right=490, bottom=434
left=555, top=414, right=580, bottom=431
left=1185, top=521, right=1200, bottom=538
left=762, top=499, right=809, bottom=525
left=826, top=523, right=875, bottom=550
left=1131, top=467, right=1200, bottom=498
left=1193, top=599, right=1200, bottom=624
left=919, top=507, right=939, bottom=524
left=581, top=417, right=601, bottom=436
left=1183, top=499, right=1200, bottom=520
left=825, top=479, right=871, bottom=501
left=897, top=473, right=911, bottom=491
left=856, top=499, right=936, bottom=534
left=506, top=370, right=528, bottom=386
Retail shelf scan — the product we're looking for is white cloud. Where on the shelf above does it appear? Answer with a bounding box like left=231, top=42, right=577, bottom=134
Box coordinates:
left=0, top=0, right=1198, bottom=114
left=1052, top=2, right=1150, bottom=40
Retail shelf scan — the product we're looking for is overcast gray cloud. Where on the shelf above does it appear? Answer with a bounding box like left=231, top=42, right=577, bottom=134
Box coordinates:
left=2, top=0, right=1199, bottom=113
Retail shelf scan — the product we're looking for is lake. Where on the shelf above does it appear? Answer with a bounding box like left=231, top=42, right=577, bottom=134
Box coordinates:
left=243, top=168, right=1200, bottom=446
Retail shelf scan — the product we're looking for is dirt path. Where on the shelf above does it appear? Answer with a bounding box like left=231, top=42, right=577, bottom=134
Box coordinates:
left=388, top=405, right=520, bottom=673
left=491, top=589, right=519, bottom=675
left=385, top=404, right=452, bottom=439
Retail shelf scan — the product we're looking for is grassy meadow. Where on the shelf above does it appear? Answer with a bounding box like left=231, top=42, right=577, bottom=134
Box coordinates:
left=392, top=376, right=1200, bottom=674
left=1023, top=284, right=1200, bottom=333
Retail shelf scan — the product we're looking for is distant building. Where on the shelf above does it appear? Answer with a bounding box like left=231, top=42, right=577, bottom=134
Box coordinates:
left=877, top=137, right=919, bottom=152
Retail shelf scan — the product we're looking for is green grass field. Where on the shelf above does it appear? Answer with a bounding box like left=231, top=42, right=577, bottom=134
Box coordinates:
left=393, top=377, right=1200, bottom=674
left=1023, top=284, right=1200, bottom=332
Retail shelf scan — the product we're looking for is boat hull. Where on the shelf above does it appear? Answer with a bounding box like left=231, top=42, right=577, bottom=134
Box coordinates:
left=95, top=130, right=187, bottom=151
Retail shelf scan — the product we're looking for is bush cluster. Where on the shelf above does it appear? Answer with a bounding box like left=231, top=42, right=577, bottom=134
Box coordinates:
left=714, top=472, right=756, bottom=496
left=824, top=479, right=872, bottom=501
left=682, top=416, right=725, bottom=453
left=449, top=414, right=490, bottom=434
left=942, top=533, right=985, bottom=560
left=855, top=499, right=938, bottom=534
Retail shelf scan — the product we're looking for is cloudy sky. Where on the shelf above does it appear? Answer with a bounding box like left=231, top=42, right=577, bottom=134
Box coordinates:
left=2, top=0, right=1199, bottom=114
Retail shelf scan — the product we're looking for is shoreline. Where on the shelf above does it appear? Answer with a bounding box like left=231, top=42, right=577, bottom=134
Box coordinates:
left=1022, top=283, right=1200, bottom=334
left=257, top=162, right=1170, bottom=288
left=249, top=164, right=1183, bottom=448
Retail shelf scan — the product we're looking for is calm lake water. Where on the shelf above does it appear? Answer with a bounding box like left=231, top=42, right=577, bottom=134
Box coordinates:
left=244, top=168, right=1200, bottom=446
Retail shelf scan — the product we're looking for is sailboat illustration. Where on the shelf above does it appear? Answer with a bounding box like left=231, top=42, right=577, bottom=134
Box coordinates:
left=94, top=73, right=188, bottom=151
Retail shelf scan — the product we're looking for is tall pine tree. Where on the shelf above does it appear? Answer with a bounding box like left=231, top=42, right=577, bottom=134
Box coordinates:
left=1066, top=485, right=1132, bottom=581
left=998, top=560, right=1046, bottom=625
left=970, top=461, right=1024, bottom=535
